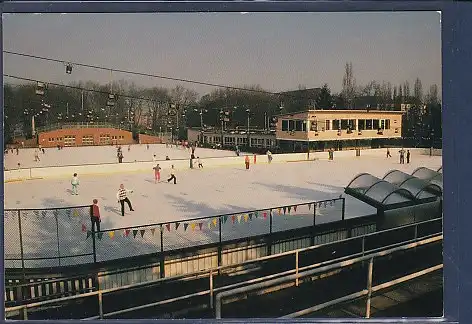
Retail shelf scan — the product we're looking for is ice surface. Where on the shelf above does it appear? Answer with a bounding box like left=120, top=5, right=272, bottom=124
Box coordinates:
left=4, top=150, right=442, bottom=267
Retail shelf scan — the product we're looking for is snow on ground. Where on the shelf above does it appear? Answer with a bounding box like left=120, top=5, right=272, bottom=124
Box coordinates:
left=4, top=152, right=442, bottom=267
left=3, top=144, right=239, bottom=170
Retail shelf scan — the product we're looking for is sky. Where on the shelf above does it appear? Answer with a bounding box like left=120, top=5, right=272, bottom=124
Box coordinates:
left=2, top=12, right=441, bottom=97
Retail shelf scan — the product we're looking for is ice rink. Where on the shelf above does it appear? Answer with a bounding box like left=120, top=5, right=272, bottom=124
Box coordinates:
left=4, top=151, right=442, bottom=267
left=3, top=143, right=239, bottom=170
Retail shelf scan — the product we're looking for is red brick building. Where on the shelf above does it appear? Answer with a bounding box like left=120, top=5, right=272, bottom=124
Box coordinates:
left=38, top=127, right=133, bottom=148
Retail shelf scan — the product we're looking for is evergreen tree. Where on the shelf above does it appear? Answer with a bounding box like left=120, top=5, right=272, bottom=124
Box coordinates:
left=315, top=84, right=333, bottom=110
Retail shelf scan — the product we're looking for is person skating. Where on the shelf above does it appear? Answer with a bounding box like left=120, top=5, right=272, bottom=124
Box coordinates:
left=152, top=154, right=157, bottom=162
left=118, top=152, right=124, bottom=163
left=386, top=148, right=392, bottom=158
left=267, top=150, right=273, bottom=164
left=116, top=184, right=134, bottom=216
left=71, top=173, right=80, bottom=195
left=34, top=149, right=40, bottom=162
left=90, top=199, right=101, bottom=233
left=16, top=147, right=19, bottom=155
left=167, top=165, right=177, bottom=184
left=399, top=148, right=406, bottom=164
left=153, top=163, right=162, bottom=183
left=245, top=155, right=250, bottom=170
left=165, top=155, right=170, bottom=161
left=197, top=156, right=203, bottom=168
left=147, top=144, right=150, bottom=150
left=406, top=150, right=411, bottom=164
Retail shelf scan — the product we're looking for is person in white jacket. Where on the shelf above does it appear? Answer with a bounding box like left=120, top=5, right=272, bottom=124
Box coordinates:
left=116, top=184, right=135, bottom=216
left=71, top=173, right=80, bottom=195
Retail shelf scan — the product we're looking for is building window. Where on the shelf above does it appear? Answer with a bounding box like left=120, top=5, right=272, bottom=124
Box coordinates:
left=349, top=119, right=357, bottom=130
left=99, top=134, right=111, bottom=145
left=295, top=120, right=304, bottom=131
left=325, top=120, right=330, bottom=131
left=385, top=119, right=390, bottom=129
left=341, top=119, right=349, bottom=130
left=373, top=119, right=380, bottom=130
left=282, top=120, right=289, bottom=131
left=332, top=120, right=340, bottom=130
left=288, top=120, right=296, bottom=131
left=358, top=119, right=365, bottom=130
left=63, top=135, right=76, bottom=147
left=366, top=119, right=373, bottom=130
left=82, top=135, right=94, bottom=146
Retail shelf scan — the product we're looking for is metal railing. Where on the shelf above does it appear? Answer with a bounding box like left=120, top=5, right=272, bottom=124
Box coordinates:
left=4, top=216, right=442, bottom=320
left=215, top=235, right=443, bottom=318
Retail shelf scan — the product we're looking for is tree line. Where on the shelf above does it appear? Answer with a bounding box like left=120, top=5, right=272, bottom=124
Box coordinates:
left=4, top=62, right=441, bottom=147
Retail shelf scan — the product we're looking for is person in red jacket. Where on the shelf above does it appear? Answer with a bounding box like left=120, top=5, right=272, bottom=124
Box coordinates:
left=90, top=199, right=101, bottom=233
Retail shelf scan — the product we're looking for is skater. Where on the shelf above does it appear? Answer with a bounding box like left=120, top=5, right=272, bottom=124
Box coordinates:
left=406, top=150, right=411, bottom=164
left=236, top=146, right=241, bottom=157
left=167, top=165, right=177, bottom=184
left=128, top=145, right=131, bottom=152
left=245, top=155, right=250, bottom=170
left=116, top=184, right=134, bottom=216
left=152, top=154, right=157, bottom=162
left=90, top=199, right=101, bottom=233
left=165, top=155, right=170, bottom=161
left=16, top=147, right=19, bottom=155
left=386, top=148, right=392, bottom=158
left=267, top=150, right=273, bottom=164
left=118, top=152, right=124, bottom=163
left=71, top=173, right=80, bottom=195
left=34, top=149, right=40, bottom=162
left=147, top=144, right=150, bottom=150
left=190, top=156, right=194, bottom=169
left=399, top=148, right=406, bottom=164
left=197, top=156, right=203, bottom=168
left=153, top=163, right=162, bottom=183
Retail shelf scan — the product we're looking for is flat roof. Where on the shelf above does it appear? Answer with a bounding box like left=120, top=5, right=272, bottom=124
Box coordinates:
left=276, top=109, right=404, bottom=118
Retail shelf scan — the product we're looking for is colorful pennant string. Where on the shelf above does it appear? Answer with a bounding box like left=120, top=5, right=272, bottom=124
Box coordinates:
left=133, top=230, right=138, bottom=238
left=151, top=228, right=156, bottom=236
left=140, top=229, right=145, bottom=238
left=109, top=231, right=115, bottom=239
left=184, top=223, right=189, bottom=231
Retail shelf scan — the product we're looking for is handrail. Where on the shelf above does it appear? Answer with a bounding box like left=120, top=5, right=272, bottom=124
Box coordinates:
left=5, top=223, right=442, bottom=319
left=6, top=217, right=441, bottom=290
left=214, top=235, right=443, bottom=318
left=280, top=264, right=443, bottom=319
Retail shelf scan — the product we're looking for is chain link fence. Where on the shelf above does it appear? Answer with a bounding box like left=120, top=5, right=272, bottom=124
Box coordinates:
left=5, top=198, right=345, bottom=267
left=4, top=206, right=94, bottom=268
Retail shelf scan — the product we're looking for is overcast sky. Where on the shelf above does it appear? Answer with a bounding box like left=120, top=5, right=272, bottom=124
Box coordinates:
left=2, top=12, right=441, bottom=96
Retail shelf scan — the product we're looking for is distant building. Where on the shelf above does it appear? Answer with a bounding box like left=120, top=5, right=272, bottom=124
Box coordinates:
left=276, top=109, right=403, bottom=151
left=187, top=128, right=277, bottom=150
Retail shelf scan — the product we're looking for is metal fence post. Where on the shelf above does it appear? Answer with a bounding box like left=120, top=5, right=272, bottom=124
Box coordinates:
left=311, top=203, right=316, bottom=246
left=92, top=225, right=97, bottom=264
left=17, top=210, right=26, bottom=304
left=341, top=198, right=346, bottom=221
left=295, top=250, right=299, bottom=287
left=218, top=217, right=222, bottom=268
left=268, top=209, right=273, bottom=256
left=365, top=257, right=374, bottom=318
left=54, top=212, right=61, bottom=266
left=210, top=270, right=214, bottom=309
left=160, top=225, right=165, bottom=278
left=98, top=291, right=104, bottom=319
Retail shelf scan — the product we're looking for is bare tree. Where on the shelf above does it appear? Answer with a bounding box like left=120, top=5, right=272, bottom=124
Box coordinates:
left=342, top=62, right=357, bottom=109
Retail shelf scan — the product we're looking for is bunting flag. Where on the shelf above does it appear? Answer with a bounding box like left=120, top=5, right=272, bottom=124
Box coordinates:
left=263, top=212, right=267, bottom=219
left=244, top=214, right=249, bottom=222
left=198, top=223, right=203, bottom=230
left=223, top=215, right=228, bottom=224
left=66, top=209, right=72, bottom=218
left=133, top=230, right=138, bottom=238
left=288, top=206, right=291, bottom=214
left=86, top=230, right=91, bottom=239
left=278, top=208, right=281, bottom=215
left=308, top=203, right=311, bottom=210
left=42, top=211, right=47, bottom=218
left=166, top=224, right=171, bottom=232
left=330, top=200, right=334, bottom=206
left=254, top=211, right=259, bottom=218
left=184, top=223, right=189, bottom=231
left=318, top=202, right=322, bottom=208
left=140, top=229, right=145, bottom=238
left=324, top=202, right=327, bottom=208
left=151, top=228, right=156, bottom=236
left=125, top=229, right=131, bottom=237
left=34, top=211, right=39, bottom=217
left=283, top=207, right=287, bottom=214
left=81, top=224, right=87, bottom=232
left=232, top=215, right=236, bottom=224
left=208, top=222, right=212, bottom=229
left=191, top=223, right=196, bottom=231
left=237, top=214, right=242, bottom=223
left=97, top=232, right=103, bottom=240
left=53, top=210, right=59, bottom=217
left=109, top=231, right=115, bottom=239
left=249, top=213, right=253, bottom=221
left=294, top=205, right=298, bottom=212
left=213, top=218, right=217, bottom=226
left=73, top=210, right=79, bottom=217
left=175, top=222, right=180, bottom=230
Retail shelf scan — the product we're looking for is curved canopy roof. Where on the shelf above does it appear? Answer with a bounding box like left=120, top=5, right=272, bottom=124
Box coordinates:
left=383, top=170, right=442, bottom=198
left=437, top=166, right=442, bottom=173
left=411, top=167, right=443, bottom=189
left=345, top=172, right=439, bottom=210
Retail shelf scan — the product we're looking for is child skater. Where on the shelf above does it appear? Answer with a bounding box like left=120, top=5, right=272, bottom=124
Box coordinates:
left=197, top=157, right=203, bottom=168
left=71, top=173, right=80, bottom=195
left=90, top=199, right=101, bottom=233
left=167, top=165, right=177, bottom=184
left=153, top=163, right=162, bottom=183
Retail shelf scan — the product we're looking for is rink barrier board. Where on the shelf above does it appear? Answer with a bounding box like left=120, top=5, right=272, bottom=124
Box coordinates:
left=3, top=148, right=442, bottom=182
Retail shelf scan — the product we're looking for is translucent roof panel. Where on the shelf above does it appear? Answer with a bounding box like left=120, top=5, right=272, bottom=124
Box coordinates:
left=437, top=166, right=442, bottom=173
left=364, top=181, right=411, bottom=204
left=411, top=167, right=443, bottom=188
left=398, top=177, right=439, bottom=199
left=383, top=170, right=414, bottom=186
left=345, top=173, right=382, bottom=194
